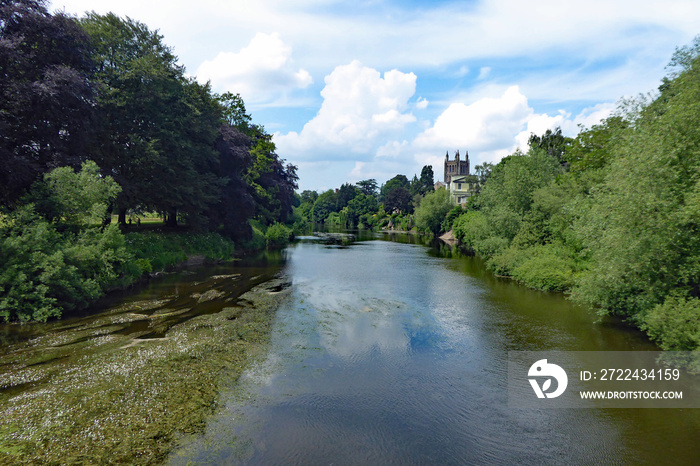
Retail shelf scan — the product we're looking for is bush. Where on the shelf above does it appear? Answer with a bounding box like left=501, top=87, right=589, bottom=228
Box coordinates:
left=642, top=295, right=700, bottom=351
left=453, top=211, right=489, bottom=251
left=0, top=207, right=131, bottom=322
left=265, top=222, right=293, bottom=248
left=510, top=244, right=576, bottom=292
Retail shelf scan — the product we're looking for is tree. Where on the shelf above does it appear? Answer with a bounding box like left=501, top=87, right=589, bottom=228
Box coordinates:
left=30, top=160, right=121, bottom=227
left=336, top=183, right=358, bottom=210
left=414, top=188, right=452, bottom=235
left=217, top=92, right=252, bottom=130
left=206, top=125, right=255, bottom=240
left=0, top=0, right=96, bottom=207
left=81, top=13, right=225, bottom=227
left=564, top=117, right=630, bottom=174
left=528, top=127, right=573, bottom=167
left=312, top=190, right=338, bottom=223
left=300, top=190, right=319, bottom=205
left=346, top=193, right=378, bottom=226
left=245, top=125, right=298, bottom=225
left=381, top=174, right=409, bottom=201
left=474, top=162, right=494, bottom=185
left=356, top=179, right=378, bottom=196
left=418, top=165, right=435, bottom=195
left=1, top=162, right=128, bottom=322
left=384, top=186, right=412, bottom=213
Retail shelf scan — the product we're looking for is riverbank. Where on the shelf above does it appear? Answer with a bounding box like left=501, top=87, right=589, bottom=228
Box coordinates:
left=0, top=274, right=291, bottom=464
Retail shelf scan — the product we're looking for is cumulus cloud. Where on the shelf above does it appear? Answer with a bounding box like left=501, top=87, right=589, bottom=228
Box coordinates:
left=414, top=86, right=531, bottom=154
left=413, top=86, right=615, bottom=168
left=275, top=61, right=417, bottom=161
left=195, top=32, right=312, bottom=102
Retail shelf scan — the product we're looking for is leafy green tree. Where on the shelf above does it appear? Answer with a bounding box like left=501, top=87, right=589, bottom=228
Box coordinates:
left=356, top=179, right=378, bottom=196
left=346, top=193, right=378, bottom=226
left=414, top=188, right=452, bottom=235
left=474, top=162, right=494, bottom=185
left=217, top=92, right=252, bottom=130
left=380, top=174, right=409, bottom=200
left=0, top=163, right=129, bottom=322
left=528, top=127, right=573, bottom=167
left=312, top=190, right=338, bottom=223
left=30, top=160, right=121, bottom=227
left=81, top=13, right=226, bottom=227
left=572, top=41, right=700, bottom=320
left=564, top=117, right=629, bottom=173
left=0, top=0, right=96, bottom=207
left=300, top=190, right=319, bottom=205
left=479, top=149, right=562, bottom=216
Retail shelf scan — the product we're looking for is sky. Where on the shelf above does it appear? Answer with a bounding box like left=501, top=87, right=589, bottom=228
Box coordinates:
left=50, top=0, right=699, bottom=192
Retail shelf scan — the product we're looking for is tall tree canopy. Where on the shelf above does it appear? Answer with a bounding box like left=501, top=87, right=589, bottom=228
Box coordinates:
left=80, top=13, right=226, bottom=226
left=0, top=0, right=96, bottom=207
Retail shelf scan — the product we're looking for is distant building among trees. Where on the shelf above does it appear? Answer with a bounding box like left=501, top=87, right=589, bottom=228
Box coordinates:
left=444, top=150, right=470, bottom=184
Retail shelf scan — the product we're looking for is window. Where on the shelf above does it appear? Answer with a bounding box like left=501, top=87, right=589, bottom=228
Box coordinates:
left=457, top=183, right=462, bottom=190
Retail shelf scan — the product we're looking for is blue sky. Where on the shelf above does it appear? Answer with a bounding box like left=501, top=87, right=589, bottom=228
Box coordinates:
left=50, top=0, right=698, bottom=191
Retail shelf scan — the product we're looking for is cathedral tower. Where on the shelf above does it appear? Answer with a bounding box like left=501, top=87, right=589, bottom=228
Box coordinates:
left=444, top=150, right=470, bottom=184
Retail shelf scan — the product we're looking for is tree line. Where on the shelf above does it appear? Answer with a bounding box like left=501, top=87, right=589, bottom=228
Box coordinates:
left=293, top=165, right=444, bottom=232
left=0, top=0, right=297, bottom=321
left=449, top=38, right=700, bottom=355
left=1, top=0, right=296, bottom=235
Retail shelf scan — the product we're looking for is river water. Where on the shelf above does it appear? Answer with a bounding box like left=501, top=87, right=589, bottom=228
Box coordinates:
left=170, top=233, right=700, bottom=465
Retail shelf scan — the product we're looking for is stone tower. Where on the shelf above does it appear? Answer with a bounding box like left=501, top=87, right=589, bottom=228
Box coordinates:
left=444, top=150, right=470, bottom=184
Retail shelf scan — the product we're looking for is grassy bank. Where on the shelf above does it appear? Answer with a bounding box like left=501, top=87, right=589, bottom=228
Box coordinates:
left=0, top=275, right=291, bottom=464
left=122, top=231, right=237, bottom=276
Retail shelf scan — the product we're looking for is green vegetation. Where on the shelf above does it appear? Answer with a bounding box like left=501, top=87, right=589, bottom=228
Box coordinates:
left=0, top=276, right=291, bottom=464
left=295, top=163, right=441, bottom=233
left=451, top=37, right=700, bottom=351
left=0, top=1, right=297, bottom=322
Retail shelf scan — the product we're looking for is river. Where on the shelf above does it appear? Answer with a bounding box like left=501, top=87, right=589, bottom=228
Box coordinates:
left=169, top=233, right=700, bottom=465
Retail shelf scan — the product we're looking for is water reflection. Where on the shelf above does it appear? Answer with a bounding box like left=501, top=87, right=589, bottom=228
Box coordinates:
left=171, top=237, right=700, bottom=465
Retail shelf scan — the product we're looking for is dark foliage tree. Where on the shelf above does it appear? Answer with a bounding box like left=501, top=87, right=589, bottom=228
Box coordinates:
left=0, top=0, right=96, bottom=207
left=246, top=126, right=298, bottom=225
left=528, top=127, right=573, bottom=167
left=336, top=182, right=358, bottom=210
left=80, top=13, right=224, bottom=226
left=356, top=179, right=378, bottom=196
left=380, top=174, right=409, bottom=201
left=206, top=125, right=255, bottom=239
left=384, top=186, right=413, bottom=213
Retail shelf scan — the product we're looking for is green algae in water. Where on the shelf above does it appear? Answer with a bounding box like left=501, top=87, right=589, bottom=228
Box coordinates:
left=0, top=276, right=291, bottom=465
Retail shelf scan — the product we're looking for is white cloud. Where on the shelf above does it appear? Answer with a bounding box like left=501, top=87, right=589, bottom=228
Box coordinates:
left=413, top=86, right=615, bottom=169
left=195, top=32, right=312, bottom=102
left=415, top=97, right=429, bottom=110
left=414, top=85, right=531, bottom=153
left=275, top=61, right=417, bottom=161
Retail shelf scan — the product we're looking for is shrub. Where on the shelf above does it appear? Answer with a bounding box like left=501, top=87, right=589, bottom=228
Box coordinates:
left=642, top=295, right=700, bottom=351
left=510, top=244, right=576, bottom=292
left=0, top=207, right=131, bottom=322
left=265, top=222, right=293, bottom=248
